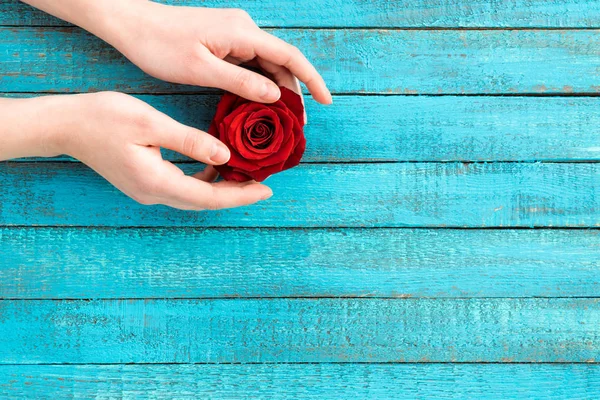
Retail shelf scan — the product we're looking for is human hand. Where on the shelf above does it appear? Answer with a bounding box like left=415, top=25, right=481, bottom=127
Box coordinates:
left=60, top=92, right=273, bottom=210
left=99, top=2, right=331, bottom=105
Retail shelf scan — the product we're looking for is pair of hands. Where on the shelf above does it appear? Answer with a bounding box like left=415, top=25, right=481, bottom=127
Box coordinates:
left=20, top=0, right=331, bottom=210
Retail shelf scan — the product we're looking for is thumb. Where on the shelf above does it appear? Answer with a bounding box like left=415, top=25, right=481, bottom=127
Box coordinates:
left=151, top=121, right=231, bottom=165
left=207, top=58, right=281, bottom=103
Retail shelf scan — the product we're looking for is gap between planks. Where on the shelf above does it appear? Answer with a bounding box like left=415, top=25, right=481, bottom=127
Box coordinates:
left=7, top=160, right=600, bottom=164
left=1, top=361, right=599, bottom=366
left=5, top=92, right=600, bottom=98
left=1, top=226, right=599, bottom=230
left=4, top=25, right=600, bottom=31
left=5, top=92, right=600, bottom=97
left=2, top=296, right=600, bottom=301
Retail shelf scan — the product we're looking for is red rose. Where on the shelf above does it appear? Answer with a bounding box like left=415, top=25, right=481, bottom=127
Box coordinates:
left=208, top=86, right=306, bottom=182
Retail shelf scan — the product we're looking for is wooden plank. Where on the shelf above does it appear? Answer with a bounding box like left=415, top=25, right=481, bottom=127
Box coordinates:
left=3, top=28, right=600, bottom=94
left=1, top=298, right=599, bottom=363
left=1, top=228, right=599, bottom=299
left=2, top=364, right=600, bottom=399
left=0, top=162, right=598, bottom=227
left=2, top=0, right=600, bottom=28
left=5, top=94, right=600, bottom=163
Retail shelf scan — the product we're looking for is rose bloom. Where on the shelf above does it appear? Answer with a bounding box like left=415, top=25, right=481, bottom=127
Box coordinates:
left=208, top=87, right=306, bottom=182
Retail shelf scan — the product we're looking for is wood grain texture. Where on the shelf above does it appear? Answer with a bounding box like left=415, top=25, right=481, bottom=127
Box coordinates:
left=3, top=1, right=600, bottom=392
left=0, top=162, right=598, bottom=227
left=5, top=94, right=600, bottom=162
left=2, top=0, right=600, bottom=28
left=2, top=364, right=600, bottom=399
left=1, top=228, right=599, bottom=299
left=1, top=298, right=600, bottom=363
left=3, top=28, right=600, bottom=94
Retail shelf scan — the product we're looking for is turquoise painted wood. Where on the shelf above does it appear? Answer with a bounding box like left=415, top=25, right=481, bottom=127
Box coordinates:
left=2, top=364, right=600, bottom=399
left=3, top=28, right=600, bottom=94
left=1, top=228, right=599, bottom=299
left=2, top=298, right=600, bottom=363
left=5, top=94, right=600, bottom=162
left=2, top=0, right=600, bottom=397
left=1, top=162, right=598, bottom=227
left=3, top=0, right=600, bottom=28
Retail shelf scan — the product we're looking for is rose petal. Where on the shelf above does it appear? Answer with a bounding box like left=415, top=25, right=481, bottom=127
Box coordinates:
left=283, top=129, right=306, bottom=170
left=236, top=102, right=269, bottom=115
left=210, top=85, right=306, bottom=183
left=217, top=114, right=262, bottom=172
left=248, top=107, right=298, bottom=168
left=219, top=112, right=246, bottom=152
left=271, top=107, right=295, bottom=140
left=254, top=127, right=295, bottom=168
left=219, top=167, right=252, bottom=182
left=244, top=109, right=277, bottom=144
left=247, top=160, right=287, bottom=182
left=240, top=109, right=285, bottom=160
left=279, top=87, right=305, bottom=128
left=228, top=149, right=263, bottom=172
left=247, top=121, right=274, bottom=147
left=212, top=92, right=248, bottom=126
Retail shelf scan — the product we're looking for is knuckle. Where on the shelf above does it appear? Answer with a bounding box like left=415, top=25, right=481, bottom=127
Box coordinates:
left=136, top=173, right=164, bottom=197
left=285, top=45, right=301, bottom=66
left=222, top=9, right=256, bottom=32
left=138, top=181, right=157, bottom=197
left=290, top=44, right=301, bottom=55
left=182, top=130, right=207, bottom=158
left=227, top=23, right=244, bottom=37
left=130, top=111, right=158, bottom=133
left=205, top=199, right=220, bottom=211
left=204, top=187, right=222, bottom=211
left=209, top=45, right=229, bottom=61
left=131, top=193, right=156, bottom=206
left=138, top=198, right=156, bottom=206
left=183, top=51, right=210, bottom=85
left=234, top=70, right=254, bottom=92
left=191, top=45, right=210, bottom=63
left=96, top=90, right=126, bottom=101
left=228, top=8, right=251, bottom=21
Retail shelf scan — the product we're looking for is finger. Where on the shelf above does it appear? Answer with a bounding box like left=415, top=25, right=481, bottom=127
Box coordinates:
left=251, top=30, right=332, bottom=105
left=257, top=58, right=300, bottom=93
left=151, top=122, right=231, bottom=165
left=223, top=55, right=251, bottom=66
left=161, top=173, right=273, bottom=211
left=193, top=165, right=219, bottom=182
left=206, top=57, right=281, bottom=103
left=257, top=58, right=307, bottom=124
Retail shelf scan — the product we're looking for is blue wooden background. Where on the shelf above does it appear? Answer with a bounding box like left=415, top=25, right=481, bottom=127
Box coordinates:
left=1, top=0, right=600, bottom=398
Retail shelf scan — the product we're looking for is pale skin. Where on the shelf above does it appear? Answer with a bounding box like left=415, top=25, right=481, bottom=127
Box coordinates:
left=1, top=0, right=331, bottom=210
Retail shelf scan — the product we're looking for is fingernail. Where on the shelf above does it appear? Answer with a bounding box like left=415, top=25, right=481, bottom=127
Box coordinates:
left=260, top=83, right=280, bottom=101
left=210, top=142, right=230, bottom=164
left=261, top=189, right=273, bottom=200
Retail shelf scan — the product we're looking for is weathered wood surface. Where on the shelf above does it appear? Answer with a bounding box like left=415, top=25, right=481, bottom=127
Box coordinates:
left=2, top=0, right=599, bottom=396
left=1, top=228, right=599, bottom=299
left=3, top=28, right=600, bottom=94
left=1, top=162, right=598, bottom=227
left=2, top=364, right=600, bottom=399
left=2, top=0, right=600, bottom=28
left=1, top=298, right=599, bottom=363
left=5, top=94, right=600, bottom=162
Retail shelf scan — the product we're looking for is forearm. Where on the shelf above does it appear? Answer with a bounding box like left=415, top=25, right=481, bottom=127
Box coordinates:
left=0, top=95, right=81, bottom=160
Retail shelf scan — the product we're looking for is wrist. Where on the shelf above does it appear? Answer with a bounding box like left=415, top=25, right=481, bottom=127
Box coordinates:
left=87, top=0, right=155, bottom=53
left=0, top=95, right=84, bottom=160
left=34, top=95, right=88, bottom=158
left=44, top=95, right=88, bottom=157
